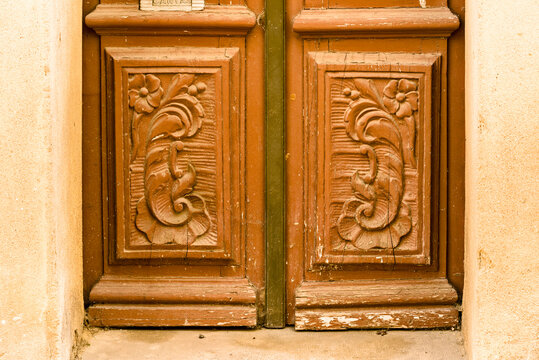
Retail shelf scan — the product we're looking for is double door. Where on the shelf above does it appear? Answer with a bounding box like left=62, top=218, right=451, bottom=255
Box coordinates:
left=83, top=0, right=465, bottom=329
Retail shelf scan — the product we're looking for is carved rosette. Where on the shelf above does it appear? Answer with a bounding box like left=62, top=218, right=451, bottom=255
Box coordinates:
left=336, top=78, right=419, bottom=250
left=129, top=73, right=211, bottom=245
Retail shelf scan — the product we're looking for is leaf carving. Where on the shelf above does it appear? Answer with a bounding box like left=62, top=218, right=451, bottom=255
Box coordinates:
left=353, top=78, right=385, bottom=108
left=161, top=73, right=201, bottom=105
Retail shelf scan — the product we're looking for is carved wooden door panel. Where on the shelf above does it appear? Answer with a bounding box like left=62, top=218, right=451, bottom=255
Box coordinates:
left=285, top=0, right=465, bottom=329
left=83, top=0, right=464, bottom=328
left=83, top=1, right=265, bottom=326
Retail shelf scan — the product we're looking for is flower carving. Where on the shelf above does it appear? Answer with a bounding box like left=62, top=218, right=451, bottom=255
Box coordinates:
left=128, top=74, right=164, bottom=114
left=382, top=79, right=418, bottom=119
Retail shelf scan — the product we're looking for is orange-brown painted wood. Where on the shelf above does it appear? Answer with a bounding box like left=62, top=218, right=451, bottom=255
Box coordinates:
left=295, top=279, right=457, bottom=308
left=83, top=0, right=265, bottom=327
left=285, top=0, right=465, bottom=328
left=88, top=304, right=258, bottom=327
left=293, top=7, right=459, bottom=37
left=295, top=306, right=458, bottom=330
left=90, top=277, right=256, bottom=304
left=83, top=0, right=465, bottom=329
left=305, top=0, right=446, bottom=9
left=85, top=4, right=256, bottom=36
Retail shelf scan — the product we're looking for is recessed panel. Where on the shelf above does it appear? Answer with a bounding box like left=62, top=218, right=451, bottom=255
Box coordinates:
left=306, top=52, right=441, bottom=267
left=105, top=47, right=241, bottom=263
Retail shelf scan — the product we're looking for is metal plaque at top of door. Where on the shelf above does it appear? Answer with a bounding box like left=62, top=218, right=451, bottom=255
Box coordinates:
left=140, top=0, right=204, bottom=11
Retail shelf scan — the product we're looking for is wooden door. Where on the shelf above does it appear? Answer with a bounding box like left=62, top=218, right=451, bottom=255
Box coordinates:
left=285, top=0, right=465, bottom=329
left=83, top=0, right=266, bottom=327
left=83, top=0, right=464, bottom=328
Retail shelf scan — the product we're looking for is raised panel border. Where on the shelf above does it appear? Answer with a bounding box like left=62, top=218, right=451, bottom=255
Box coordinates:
left=305, top=51, right=442, bottom=269
left=104, top=46, right=242, bottom=264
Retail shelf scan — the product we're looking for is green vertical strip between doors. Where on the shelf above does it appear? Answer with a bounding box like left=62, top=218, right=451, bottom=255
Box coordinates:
left=265, top=1, right=286, bottom=327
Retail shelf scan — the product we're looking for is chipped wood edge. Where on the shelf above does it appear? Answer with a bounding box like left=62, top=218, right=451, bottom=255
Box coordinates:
left=295, top=306, right=459, bottom=330
left=294, top=279, right=459, bottom=329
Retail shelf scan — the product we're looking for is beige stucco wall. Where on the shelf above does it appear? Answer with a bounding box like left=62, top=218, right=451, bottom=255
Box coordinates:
left=463, top=0, right=539, bottom=359
left=0, top=0, right=83, bottom=359
left=1, top=0, right=539, bottom=358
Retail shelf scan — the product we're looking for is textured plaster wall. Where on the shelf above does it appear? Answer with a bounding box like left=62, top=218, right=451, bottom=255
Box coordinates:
left=0, top=0, right=83, bottom=359
left=463, top=0, right=539, bottom=359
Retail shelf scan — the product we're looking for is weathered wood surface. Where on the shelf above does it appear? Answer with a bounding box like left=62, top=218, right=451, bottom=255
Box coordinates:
left=82, top=0, right=465, bottom=329
left=89, top=304, right=258, bottom=327
left=295, top=306, right=459, bottom=330
left=286, top=1, right=462, bottom=328
left=293, top=8, right=460, bottom=37
left=296, top=279, right=458, bottom=308
left=303, top=51, right=440, bottom=268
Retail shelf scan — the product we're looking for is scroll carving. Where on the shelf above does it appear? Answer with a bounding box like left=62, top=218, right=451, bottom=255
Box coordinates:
left=336, top=78, right=419, bottom=250
left=129, top=73, right=211, bottom=245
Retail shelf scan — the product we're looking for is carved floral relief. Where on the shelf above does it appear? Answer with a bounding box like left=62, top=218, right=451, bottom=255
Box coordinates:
left=105, top=46, right=242, bottom=262
left=305, top=52, right=439, bottom=266
left=128, top=73, right=212, bottom=246
left=335, top=78, right=419, bottom=250
left=128, top=74, right=164, bottom=114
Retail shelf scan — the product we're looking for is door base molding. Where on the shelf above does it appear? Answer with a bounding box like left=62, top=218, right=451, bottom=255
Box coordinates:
left=295, top=279, right=458, bottom=330
left=88, top=277, right=258, bottom=327
left=89, top=304, right=257, bottom=327
left=295, top=306, right=458, bottom=330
